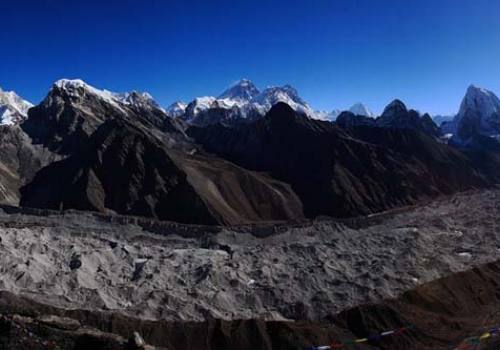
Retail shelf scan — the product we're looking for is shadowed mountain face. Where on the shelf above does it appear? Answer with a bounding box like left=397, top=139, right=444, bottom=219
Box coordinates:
left=455, top=85, right=500, bottom=143
left=20, top=118, right=304, bottom=225
left=0, top=126, right=59, bottom=205
left=188, top=103, right=490, bottom=218
left=336, top=99, right=440, bottom=137
left=20, top=119, right=218, bottom=224
left=18, top=82, right=304, bottom=225
left=2, top=80, right=500, bottom=225
left=22, top=80, right=185, bottom=155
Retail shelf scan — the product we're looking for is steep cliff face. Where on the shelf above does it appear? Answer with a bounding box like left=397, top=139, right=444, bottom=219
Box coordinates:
left=454, top=85, right=500, bottom=142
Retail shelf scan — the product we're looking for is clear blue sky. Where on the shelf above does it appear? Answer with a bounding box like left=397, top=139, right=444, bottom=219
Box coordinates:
left=1, top=0, right=500, bottom=115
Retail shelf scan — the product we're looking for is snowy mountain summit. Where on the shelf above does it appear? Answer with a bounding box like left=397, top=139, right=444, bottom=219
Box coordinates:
left=250, top=84, right=315, bottom=117
left=314, top=103, right=373, bottom=121
left=166, top=101, right=188, bottom=118
left=51, top=79, right=163, bottom=113
left=177, top=79, right=316, bottom=126
left=218, top=79, right=259, bottom=104
left=0, top=86, right=33, bottom=125
left=455, top=85, right=500, bottom=142
left=349, top=103, right=373, bottom=117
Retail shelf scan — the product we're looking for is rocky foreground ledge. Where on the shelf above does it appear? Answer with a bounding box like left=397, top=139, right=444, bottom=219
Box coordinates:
left=1, top=188, right=500, bottom=348
left=2, top=259, right=500, bottom=349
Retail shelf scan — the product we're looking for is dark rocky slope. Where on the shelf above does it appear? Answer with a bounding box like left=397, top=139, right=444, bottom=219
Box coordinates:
left=19, top=84, right=304, bottom=225
left=376, top=99, right=440, bottom=137
left=188, top=103, right=490, bottom=218
left=21, top=80, right=185, bottom=155
left=20, top=119, right=218, bottom=224
left=0, top=126, right=58, bottom=205
left=6, top=80, right=500, bottom=224
left=336, top=99, right=439, bottom=137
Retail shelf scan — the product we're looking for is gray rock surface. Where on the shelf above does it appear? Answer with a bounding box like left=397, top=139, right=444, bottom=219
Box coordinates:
left=0, top=188, right=499, bottom=322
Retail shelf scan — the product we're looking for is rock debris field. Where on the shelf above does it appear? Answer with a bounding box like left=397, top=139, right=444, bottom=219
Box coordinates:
left=0, top=188, right=499, bottom=322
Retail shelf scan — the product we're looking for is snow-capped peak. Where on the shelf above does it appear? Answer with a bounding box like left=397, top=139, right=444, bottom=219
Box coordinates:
left=117, top=91, right=165, bottom=112
left=52, top=79, right=126, bottom=111
left=218, top=79, right=259, bottom=103
left=53, top=78, right=87, bottom=90
left=190, top=96, right=217, bottom=114
left=349, top=103, right=374, bottom=117
left=0, top=86, right=33, bottom=125
left=166, top=101, right=188, bottom=118
left=52, top=79, right=163, bottom=113
left=250, top=84, right=313, bottom=116
left=313, top=109, right=341, bottom=121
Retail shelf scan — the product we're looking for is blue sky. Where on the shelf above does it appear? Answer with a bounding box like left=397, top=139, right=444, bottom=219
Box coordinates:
left=1, top=0, right=500, bottom=115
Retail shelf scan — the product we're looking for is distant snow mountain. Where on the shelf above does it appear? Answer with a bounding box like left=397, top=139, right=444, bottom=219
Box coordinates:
left=454, top=85, right=500, bottom=142
left=166, top=101, right=187, bottom=118
left=349, top=103, right=373, bottom=117
left=0, top=87, right=33, bottom=125
left=314, top=109, right=341, bottom=121
left=432, top=114, right=454, bottom=126
left=116, top=91, right=165, bottom=112
left=313, top=103, right=373, bottom=122
left=166, top=79, right=379, bottom=125
left=249, top=84, right=315, bottom=117
left=177, top=79, right=317, bottom=126
left=218, top=79, right=259, bottom=104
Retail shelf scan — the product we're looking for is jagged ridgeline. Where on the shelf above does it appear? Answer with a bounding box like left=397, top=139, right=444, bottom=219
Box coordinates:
left=0, top=79, right=499, bottom=224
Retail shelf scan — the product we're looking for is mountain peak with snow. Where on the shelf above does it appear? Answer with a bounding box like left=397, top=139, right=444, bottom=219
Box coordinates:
left=51, top=78, right=126, bottom=111
left=51, top=79, right=163, bottom=113
left=251, top=84, right=313, bottom=117
left=166, top=101, right=188, bottom=118
left=181, top=80, right=315, bottom=125
left=454, top=84, right=500, bottom=142
left=53, top=78, right=87, bottom=90
left=349, top=103, right=374, bottom=117
left=0, top=86, right=33, bottom=125
left=117, top=91, right=164, bottom=112
left=218, top=79, right=260, bottom=103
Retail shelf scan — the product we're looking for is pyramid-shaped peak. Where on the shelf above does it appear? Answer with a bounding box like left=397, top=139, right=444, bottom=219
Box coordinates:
left=218, top=79, right=260, bottom=101
left=382, top=99, right=408, bottom=117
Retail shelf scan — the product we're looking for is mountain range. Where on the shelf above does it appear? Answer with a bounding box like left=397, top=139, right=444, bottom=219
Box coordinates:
left=1, top=79, right=500, bottom=225
left=165, top=79, right=374, bottom=124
